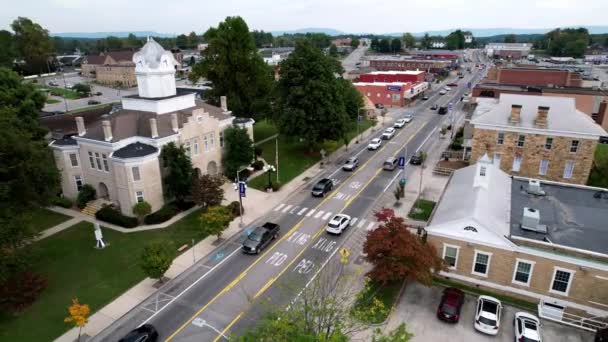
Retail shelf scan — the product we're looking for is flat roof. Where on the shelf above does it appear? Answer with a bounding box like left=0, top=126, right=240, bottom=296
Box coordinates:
left=510, top=179, right=608, bottom=254
left=353, top=82, right=413, bottom=87
left=475, top=82, right=608, bottom=96
left=365, top=70, right=425, bottom=75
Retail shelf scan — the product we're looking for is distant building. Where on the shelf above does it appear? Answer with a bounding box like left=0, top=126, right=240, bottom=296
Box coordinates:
left=483, top=66, right=583, bottom=87
left=331, top=38, right=352, bottom=47
left=353, top=81, right=429, bottom=107
left=367, top=56, right=453, bottom=73
left=464, top=34, right=473, bottom=44
left=358, top=70, right=426, bottom=84
left=197, top=43, right=208, bottom=52
left=430, top=41, right=446, bottom=49
left=485, top=43, right=532, bottom=59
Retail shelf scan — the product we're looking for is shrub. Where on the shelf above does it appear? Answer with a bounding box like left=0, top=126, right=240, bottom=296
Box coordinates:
left=251, top=160, right=264, bottom=171
left=144, top=204, right=179, bottom=225
left=72, top=83, right=91, bottom=94
left=270, top=181, right=282, bottom=192
left=238, top=168, right=251, bottom=180
left=50, top=196, right=73, bottom=208
left=450, top=142, right=463, bottom=151
left=254, top=146, right=263, bottom=157
left=132, top=201, right=152, bottom=219
left=95, top=205, right=138, bottom=228
left=140, top=242, right=175, bottom=281
left=76, top=184, right=96, bottom=209
left=0, top=271, right=48, bottom=313
left=227, top=201, right=243, bottom=218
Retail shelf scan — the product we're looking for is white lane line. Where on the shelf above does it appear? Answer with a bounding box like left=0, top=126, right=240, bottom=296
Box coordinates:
left=344, top=194, right=351, bottom=202
left=282, top=204, right=293, bottom=213
left=314, top=210, right=325, bottom=219
left=357, top=219, right=366, bottom=228
left=274, top=203, right=285, bottom=212
left=350, top=217, right=358, bottom=226
left=289, top=206, right=299, bottom=214
left=383, top=170, right=403, bottom=193
left=297, top=207, right=308, bottom=216
left=366, top=222, right=375, bottom=231
left=306, top=209, right=316, bottom=217
left=322, top=212, right=333, bottom=220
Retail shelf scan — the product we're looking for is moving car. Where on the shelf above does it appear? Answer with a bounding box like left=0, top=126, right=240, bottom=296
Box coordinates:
left=422, top=95, right=429, bottom=100
left=438, top=106, right=448, bottom=115
left=403, top=114, right=413, bottom=123
left=48, top=81, right=59, bottom=86
left=410, top=151, right=424, bottom=165
left=474, top=295, right=502, bottom=335
left=439, top=90, right=447, bottom=95
left=459, top=74, right=465, bottom=78
left=394, top=118, right=407, bottom=128
left=382, top=127, right=396, bottom=140
left=436, top=287, right=464, bottom=323
left=343, top=157, right=359, bottom=171
left=514, top=312, right=542, bottom=342
left=383, top=157, right=398, bottom=171
left=311, top=178, right=334, bottom=197
left=443, top=86, right=451, bottom=91
left=447, top=83, right=458, bottom=87
left=430, top=104, right=439, bottom=110
left=88, top=100, right=101, bottom=105
left=242, top=222, right=280, bottom=254
left=326, top=214, right=352, bottom=235
left=367, top=138, right=382, bottom=150
left=119, top=324, right=158, bottom=342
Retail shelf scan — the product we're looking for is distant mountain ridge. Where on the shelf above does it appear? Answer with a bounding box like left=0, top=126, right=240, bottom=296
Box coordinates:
left=51, top=31, right=176, bottom=38
left=270, top=27, right=345, bottom=36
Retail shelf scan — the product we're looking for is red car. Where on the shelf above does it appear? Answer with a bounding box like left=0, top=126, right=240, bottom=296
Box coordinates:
left=437, top=287, right=465, bottom=323
left=447, top=82, right=459, bottom=87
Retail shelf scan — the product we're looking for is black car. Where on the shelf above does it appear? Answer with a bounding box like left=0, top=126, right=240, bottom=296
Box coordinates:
left=410, top=151, right=424, bottom=165
left=438, top=106, right=448, bottom=115
left=242, top=222, right=280, bottom=254
left=119, top=324, right=158, bottom=342
left=312, top=178, right=334, bottom=197
left=375, top=103, right=385, bottom=109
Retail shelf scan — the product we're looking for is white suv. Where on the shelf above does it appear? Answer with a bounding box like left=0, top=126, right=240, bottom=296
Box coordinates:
left=514, top=312, right=542, bottom=342
left=382, top=127, right=396, bottom=140
left=394, top=118, right=407, bottom=128
left=326, top=214, right=352, bottom=235
left=474, top=295, right=502, bottom=335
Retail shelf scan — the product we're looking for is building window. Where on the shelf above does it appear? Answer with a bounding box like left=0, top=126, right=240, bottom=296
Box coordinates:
left=135, top=191, right=144, bottom=203
left=203, top=134, right=209, bottom=152
left=193, top=138, right=199, bottom=155
left=102, top=154, right=109, bottom=172
left=367, top=92, right=371, bottom=97
left=570, top=140, right=579, bottom=153
left=517, top=135, right=526, bottom=148
left=219, top=131, right=225, bottom=148
left=496, top=132, right=504, bottom=145
left=74, top=175, right=83, bottom=192
left=493, top=153, right=501, bottom=167
left=512, top=154, right=522, bottom=172
left=539, top=160, right=549, bottom=176
left=545, top=137, right=553, bottom=150
left=132, top=166, right=141, bottom=181
left=550, top=268, right=574, bottom=295
left=563, top=161, right=575, bottom=179
left=512, top=259, right=534, bottom=286
left=442, top=245, right=459, bottom=269
left=88, top=152, right=95, bottom=169
left=376, top=92, right=381, bottom=97
left=68, top=153, right=79, bottom=167
left=94, top=152, right=102, bottom=170
left=196, top=115, right=203, bottom=123
left=209, top=133, right=215, bottom=150
left=184, top=140, right=191, bottom=157
left=472, top=251, right=491, bottom=277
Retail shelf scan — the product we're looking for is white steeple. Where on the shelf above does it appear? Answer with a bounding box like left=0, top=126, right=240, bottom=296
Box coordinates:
left=132, top=38, right=178, bottom=98
left=474, top=153, right=492, bottom=189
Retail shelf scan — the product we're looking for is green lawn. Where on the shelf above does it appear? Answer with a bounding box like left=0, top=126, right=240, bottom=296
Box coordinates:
left=407, top=199, right=436, bottom=221
left=351, top=280, right=403, bottom=324
left=253, top=119, right=279, bottom=142
left=47, top=86, right=84, bottom=100
left=25, top=207, right=71, bottom=233
left=0, top=209, right=207, bottom=342
left=588, top=144, right=608, bottom=188
left=45, top=97, right=60, bottom=104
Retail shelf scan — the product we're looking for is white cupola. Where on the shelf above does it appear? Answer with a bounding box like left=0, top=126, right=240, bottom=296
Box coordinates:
left=473, top=153, right=492, bottom=189
left=132, top=37, right=178, bottom=98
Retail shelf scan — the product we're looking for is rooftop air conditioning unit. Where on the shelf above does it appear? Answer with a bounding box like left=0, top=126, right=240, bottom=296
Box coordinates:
left=521, top=207, right=547, bottom=233
left=526, top=179, right=546, bottom=196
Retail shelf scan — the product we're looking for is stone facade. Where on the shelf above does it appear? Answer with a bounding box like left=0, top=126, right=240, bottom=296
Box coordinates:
left=470, top=128, right=597, bottom=185
left=95, top=65, right=137, bottom=87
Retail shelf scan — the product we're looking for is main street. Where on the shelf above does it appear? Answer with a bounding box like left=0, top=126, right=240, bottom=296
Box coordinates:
left=92, top=53, right=486, bottom=342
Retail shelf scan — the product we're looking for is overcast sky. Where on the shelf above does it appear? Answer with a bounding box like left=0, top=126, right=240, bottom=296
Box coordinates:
left=0, top=0, right=604, bottom=34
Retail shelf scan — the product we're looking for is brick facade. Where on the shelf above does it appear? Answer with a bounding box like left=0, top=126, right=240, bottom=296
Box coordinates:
left=368, top=59, right=452, bottom=73
left=470, top=128, right=597, bottom=185
left=496, top=68, right=583, bottom=87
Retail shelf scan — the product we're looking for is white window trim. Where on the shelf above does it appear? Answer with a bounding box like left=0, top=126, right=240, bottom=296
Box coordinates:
left=539, top=159, right=549, bottom=176
left=101, top=153, right=109, bottom=172
left=135, top=191, right=144, bottom=203
left=570, top=140, right=579, bottom=153
left=517, top=135, right=526, bottom=148
left=496, top=132, right=505, bottom=145
left=471, top=250, right=493, bottom=277
left=512, top=258, right=536, bottom=287
left=512, top=154, right=522, bottom=172
left=68, top=152, right=80, bottom=168
left=563, top=161, right=575, bottom=179
left=131, top=166, right=142, bottom=182
left=549, top=266, right=575, bottom=296
left=442, top=244, right=460, bottom=270
left=74, top=175, right=84, bottom=192
left=545, top=137, right=553, bottom=150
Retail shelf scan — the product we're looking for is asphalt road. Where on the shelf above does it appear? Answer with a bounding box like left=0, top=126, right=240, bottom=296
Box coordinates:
left=92, top=59, right=485, bottom=342
left=342, top=46, right=368, bottom=74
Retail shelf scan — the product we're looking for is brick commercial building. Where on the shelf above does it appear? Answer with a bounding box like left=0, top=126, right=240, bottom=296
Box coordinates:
left=483, top=66, right=583, bottom=87
left=353, top=81, right=429, bottom=107
left=366, top=56, right=453, bottom=73
left=427, top=158, right=608, bottom=331
left=469, top=94, right=606, bottom=185
left=485, top=42, right=532, bottom=59
left=358, top=70, right=426, bottom=83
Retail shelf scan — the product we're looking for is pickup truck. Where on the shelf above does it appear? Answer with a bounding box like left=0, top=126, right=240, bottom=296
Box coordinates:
left=242, top=222, right=280, bottom=254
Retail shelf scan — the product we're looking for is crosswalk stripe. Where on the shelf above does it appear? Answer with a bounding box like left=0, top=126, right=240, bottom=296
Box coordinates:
left=351, top=218, right=358, bottom=226
left=366, top=222, right=375, bottom=231
left=322, top=212, right=333, bottom=220
left=314, top=211, right=325, bottom=219
left=306, top=209, right=316, bottom=217
left=297, top=207, right=308, bottom=216
left=357, top=219, right=366, bottom=228
left=282, top=204, right=293, bottom=213
left=344, top=195, right=351, bottom=201
left=274, top=203, right=285, bottom=212
left=289, top=206, right=299, bottom=214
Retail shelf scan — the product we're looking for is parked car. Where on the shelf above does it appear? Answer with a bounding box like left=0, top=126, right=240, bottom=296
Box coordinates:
left=403, top=114, right=413, bottom=123
left=443, top=86, right=451, bottom=91
left=410, top=151, right=424, bottom=165
left=422, top=95, right=429, bottom=100
left=439, top=90, right=447, bottom=95
left=383, top=157, right=398, bottom=171
left=367, top=138, right=382, bottom=150
left=438, top=106, right=448, bottom=115
left=88, top=100, right=101, bottom=105
left=436, top=287, right=464, bottom=323
left=458, top=74, right=465, bottom=78
left=394, top=118, right=407, bottom=128
left=119, top=324, right=158, bottom=342
left=382, top=127, right=396, bottom=140
left=311, top=178, right=334, bottom=197
left=47, top=81, right=59, bottom=87
left=326, top=214, right=352, bottom=235
left=474, top=295, right=502, bottom=335
left=514, top=312, right=542, bottom=342
left=430, top=104, right=439, bottom=110
left=242, top=222, right=280, bottom=254
left=65, top=83, right=74, bottom=89
left=375, top=103, right=385, bottom=109
left=343, top=157, right=359, bottom=171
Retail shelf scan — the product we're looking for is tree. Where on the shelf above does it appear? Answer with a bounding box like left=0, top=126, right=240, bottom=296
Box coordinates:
left=329, top=43, right=338, bottom=57
left=64, top=298, right=90, bottom=342
left=372, top=323, right=414, bottom=342
left=393, top=182, right=405, bottom=204
left=187, top=31, right=199, bottom=48
left=364, top=208, right=444, bottom=285
left=421, top=33, right=431, bottom=49
left=160, top=142, right=194, bottom=202
left=105, top=36, right=123, bottom=50
left=139, top=242, right=175, bottom=282
left=340, top=78, right=364, bottom=120
left=504, top=34, right=517, bottom=43
left=175, top=34, right=188, bottom=49
left=350, top=37, right=360, bottom=48
left=379, top=38, right=391, bottom=53
left=125, top=33, right=142, bottom=48
left=545, top=28, right=589, bottom=57
left=371, top=38, right=379, bottom=51
left=192, top=174, right=225, bottom=208
left=446, top=30, right=465, bottom=50
left=251, top=30, right=274, bottom=48
left=132, top=201, right=152, bottom=221
left=11, top=17, right=54, bottom=75
left=276, top=40, right=350, bottom=151
left=200, top=205, right=232, bottom=240
left=390, top=38, right=402, bottom=53
left=223, top=126, right=254, bottom=179
left=0, top=270, right=47, bottom=313
left=402, top=33, right=416, bottom=49
left=191, top=16, right=273, bottom=119
left=0, top=30, right=16, bottom=68
left=72, top=83, right=91, bottom=94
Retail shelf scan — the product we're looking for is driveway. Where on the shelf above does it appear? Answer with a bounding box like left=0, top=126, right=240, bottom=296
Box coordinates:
left=387, top=282, right=594, bottom=342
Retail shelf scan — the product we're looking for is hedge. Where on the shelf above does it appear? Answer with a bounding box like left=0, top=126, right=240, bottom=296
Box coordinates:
left=95, top=206, right=138, bottom=228
left=50, top=196, right=73, bottom=208
left=76, top=185, right=96, bottom=209
left=144, top=204, right=179, bottom=225
left=227, top=201, right=243, bottom=218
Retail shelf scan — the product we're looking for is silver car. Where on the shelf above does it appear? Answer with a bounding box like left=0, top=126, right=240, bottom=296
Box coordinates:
left=343, top=157, right=359, bottom=171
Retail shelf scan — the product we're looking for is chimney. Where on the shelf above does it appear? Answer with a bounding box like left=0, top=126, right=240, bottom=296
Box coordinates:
left=102, top=120, right=113, bottom=142
left=171, top=113, right=179, bottom=133
left=509, top=104, right=522, bottom=124
left=75, top=116, right=86, bottom=136
left=535, top=106, right=549, bottom=128
left=149, top=118, right=159, bottom=138
left=220, top=96, right=228, bottom=112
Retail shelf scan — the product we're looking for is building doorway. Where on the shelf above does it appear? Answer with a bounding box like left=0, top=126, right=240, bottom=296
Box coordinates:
left=98, top=182, right=109, bottom=199
left=207, top=161, right=218, bottom=176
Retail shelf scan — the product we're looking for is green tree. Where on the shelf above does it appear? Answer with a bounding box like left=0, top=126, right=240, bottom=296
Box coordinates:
left=125, top=33, right=142, bottom=48
left=379, top=38, right=391, bottom=53
left=160, top=142, right=194, bottom=202
left=391, top=38, right=402, bottom=53
left=223, top=126, right=254, bottom=179
left=421, top=33, right=431, bottom=49
left=329, top=43, right=339, bottom=57
left=340, top=78, right=364, bottom=120
left=402, top=32, right=416, bottom=49
left=139, top=242, right=175, bottom=282
left=175, top=34, right=188, bottom=48
left=132, top=201, right=152, bottom=221
left=446, top=30, right=465, bottom=50
left=393, top=182, right=405, bottom=204
left=191, top=16, right=273, bottom=119
left=350, top=37, right=360, bottom=48
left=545, top=27, right=589, bottom=57
left=105, top=36, right=123, bottom=50
left=276, top=40, right=350, bottom=151
left=72, top=83, right=91, bottom=94
left=11, top=17, right=54, bottom=75
left=372, top=323, right=414, bottom=342
left=251, top=30, right=274, bottom=48
left=200, top=205, right=232, bottom=239
left=0, top=30, right=16, bottom=68
left=371, top=38, right=379, bottom=51
left=187, top=31, right=198, bottom=48
left=191, top=174, right=225, bottom=208
left=504, top=34, right=517, bottom=43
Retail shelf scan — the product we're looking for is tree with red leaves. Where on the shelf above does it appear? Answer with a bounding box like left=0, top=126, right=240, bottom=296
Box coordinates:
left=364, top=208, right=444, bottom=285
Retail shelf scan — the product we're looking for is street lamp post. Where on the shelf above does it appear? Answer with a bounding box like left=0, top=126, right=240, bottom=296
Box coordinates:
left=236, top=166, right=253, bottom=227
left=263, top=164, right=276, bottom=191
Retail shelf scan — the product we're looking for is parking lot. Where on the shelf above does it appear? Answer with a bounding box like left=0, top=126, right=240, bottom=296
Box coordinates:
left=385, top=282, right=594, bottom=342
